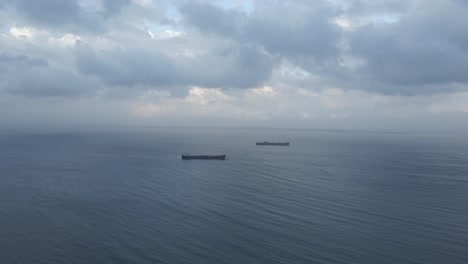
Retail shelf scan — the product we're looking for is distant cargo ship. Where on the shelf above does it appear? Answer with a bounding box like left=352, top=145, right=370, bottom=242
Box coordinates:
left=181, top=154, right=226, bottom=160
left=256, top=142, right=290, bottom=146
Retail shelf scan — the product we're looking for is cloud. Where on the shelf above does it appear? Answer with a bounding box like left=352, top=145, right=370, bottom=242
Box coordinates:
left=2, top=0, right=164, bottom=34
left=180, top=2, right=244, bottom=37
left=6, top=0, right=103, bottom=33
left=348, top=0, right=468, bottom=93
left=101, top=0, right=131, bottom=17
left=0, top=50, right=98, bottom=97
left=74, top=41, right=273, bottom=91
left=6, top=68, right=98, bottom=98
left=176, top=44, right=274, bottom=88
left=0, top=0, right=468, bottom=130
left=154, top=30, right=184, bottom=40
left=0, top=51, right=48, bottom=69
left=180, top=1, right=341, bottom=60
left=13, top=0, right=81, bottom=26
left=75, top=44, right=175, bottom=87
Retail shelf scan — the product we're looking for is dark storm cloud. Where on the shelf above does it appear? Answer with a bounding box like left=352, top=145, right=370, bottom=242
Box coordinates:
left=342, top=0, right=410, bottom=16
left=178, top=0, right=468, bottom=95
left=1, top=0, right=468, bottom=99
left=0, top=51, right=49, bottom=77
left=349, top=0, right=468, bottom=90
left=75, top=45, right=176, bottom=87
left=0, top=51, right=48, bottom=65
left=0, top=50, right=96, bottom=98
left=4, top=0, right=134, bottom=33
left=180, top=1, right=341, bottom=60
left=9, top=0, right=104, bottom=33
left=180, top=2, right=244, bottom=37
left=6, top=70, right=97, bottom=97
left=3, top=65, right=98, bottom=98
left=101, top=0, right=131, bottom=17
left=13, top=0, right=81, bottom=26
left=74, top=43, right=273, bottom=89
left=178, top=44, right=274, bottom=88
left=178, top=1, right=343, bottom=93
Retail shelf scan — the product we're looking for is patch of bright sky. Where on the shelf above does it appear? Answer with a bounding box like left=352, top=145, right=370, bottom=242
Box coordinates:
left=326, top=0, right=402, bottom=29
left=137, top=1, right=181, bottom=40
left=334, top=13, right=401, bottom=30
left=279, top=64, right=310, bottom=80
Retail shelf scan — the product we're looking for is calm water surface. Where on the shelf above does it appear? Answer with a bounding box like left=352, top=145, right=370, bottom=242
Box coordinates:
left=1, top=127, right=467, bottom=264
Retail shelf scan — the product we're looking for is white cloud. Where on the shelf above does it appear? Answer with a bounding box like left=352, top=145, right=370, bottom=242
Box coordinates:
left=155, top=29, right=185, bottom=40
left=49, top=33, right=81, bottom=47
left=185, top=87, right=233, bottom=106
left=246, top=86, right=276, bottom=99
left=9, top=26, right=45, bottom=39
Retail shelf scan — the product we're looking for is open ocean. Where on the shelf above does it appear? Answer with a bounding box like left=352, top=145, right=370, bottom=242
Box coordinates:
left=1, top=126, right=467, bottom=264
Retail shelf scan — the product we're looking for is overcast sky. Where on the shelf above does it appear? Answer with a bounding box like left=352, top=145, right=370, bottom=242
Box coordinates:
left=1, top=0, right=468, bottom=131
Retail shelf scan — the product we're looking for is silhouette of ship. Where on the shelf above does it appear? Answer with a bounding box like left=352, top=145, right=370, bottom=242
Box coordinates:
left=182, top=154, right=226, bottom=160
left=256, top=141, right=290, bottom=146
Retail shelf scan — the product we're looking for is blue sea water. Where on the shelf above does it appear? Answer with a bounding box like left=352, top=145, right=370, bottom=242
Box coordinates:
left=0, top=127, right=468, bottom=264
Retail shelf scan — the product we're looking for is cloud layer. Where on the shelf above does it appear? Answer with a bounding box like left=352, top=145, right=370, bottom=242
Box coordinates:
left=1, top=0, right=468, bottom=130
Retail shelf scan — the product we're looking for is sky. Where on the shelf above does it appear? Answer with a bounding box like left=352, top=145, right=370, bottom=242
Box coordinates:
left=1, top=0, right=468, bottom=132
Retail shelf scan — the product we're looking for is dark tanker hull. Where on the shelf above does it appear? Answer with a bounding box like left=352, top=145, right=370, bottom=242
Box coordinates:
left=256, top=142, right=290, bottom=146
left=182, top=155, right=226, bottom=160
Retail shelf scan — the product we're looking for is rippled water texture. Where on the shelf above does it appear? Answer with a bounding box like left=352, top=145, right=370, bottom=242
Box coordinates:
left=1, top=127, right=467, bottom=263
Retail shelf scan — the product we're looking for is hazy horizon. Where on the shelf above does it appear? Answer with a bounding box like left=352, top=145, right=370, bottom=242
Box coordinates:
left=3, top=122, right=468, bottom=136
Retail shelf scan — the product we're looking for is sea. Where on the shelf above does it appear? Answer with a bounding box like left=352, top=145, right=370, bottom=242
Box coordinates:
left=0, top=126, right=467, bottom=264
